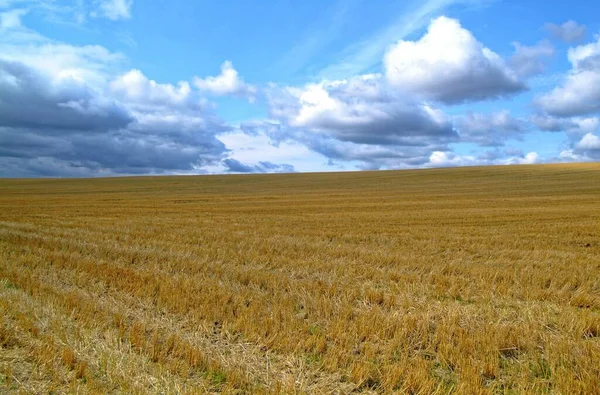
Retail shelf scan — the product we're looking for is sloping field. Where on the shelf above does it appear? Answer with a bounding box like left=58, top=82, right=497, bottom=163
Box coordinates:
left=1, top=163, right=599, bottom=394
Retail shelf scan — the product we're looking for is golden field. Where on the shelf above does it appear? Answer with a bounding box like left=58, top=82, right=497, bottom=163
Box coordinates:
left=0, top=163, right=599, bottom=394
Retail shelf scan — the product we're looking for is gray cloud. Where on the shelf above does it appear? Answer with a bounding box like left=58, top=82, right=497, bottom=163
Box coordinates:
left=0, top=60, right=132, bottom=132
left=530, top=114, right=577, bottom=132
left=242, top=120, right=449, bottom=170
left=222, top=158, right=294, bottom=173
left=456, top=111, right=526, bottom=146
left=509, top=40, right=555, bottom=78
left=573, top=133, right=600, bottom=159
left=578, top=54, right=600, bottom=72
left=267, top=76, right=458, bottom=145
left=263, top=74, right=459, bottom=169
left=0, top=60, right=231, bottom=177
left=545, top=21, right=586, bottom=43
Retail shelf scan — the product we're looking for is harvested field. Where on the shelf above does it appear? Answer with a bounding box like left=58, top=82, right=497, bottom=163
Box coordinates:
left=1, top=163, right=599, bottom=394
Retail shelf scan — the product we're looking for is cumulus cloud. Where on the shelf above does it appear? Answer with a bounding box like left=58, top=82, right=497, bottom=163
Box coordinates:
left=263, top=72, right=460, bottom=169
left=427, top=151, right=479, bottom=167
left=92, top=0, right=133, bottom=21
left=576, top=132, right=600, bottom=152
left=559, top=132, right=600, bottom=161
left=567, top=38, right=600, bottom=69
left=0, top=9, right=581, bottom=175
left=109, top=69, right=197, bottom=109
left=268, top=75, right=457, bottom=146
left=241, top=117, right=448, bottom=170
left=222, top=158, right=294, bottom=173
left=508, top=151, right=541, bottom=165
left=530, top=114, right=576, bottom=132
left=545, top=20, right=586, bottom=43
left=572, top=117, right=600, bottom=134
left=260, top=15, right=546, bottom=169
left=384, top=16, right=525, bottom=104
left=0, top=21, right=234, bottom=177
left=456, top=111, right=525, bottom=146
left=0, top=60, right=132, bottom=132
left=509, top=40, right=555, bottom=78
left=194, top=61, right=256, bottom=100
left=259, top=17, right=551, bottom=169
left=0, top=60, right=230, bottom=177
left=531, top=114, right=600, bottom=136
left=536, top=35, right=600, bottom=117
left=0, top=22, right=126, bottom=89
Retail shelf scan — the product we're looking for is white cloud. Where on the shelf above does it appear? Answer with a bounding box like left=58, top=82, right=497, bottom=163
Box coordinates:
left=267, top=74, right=456, bottom=147
left=193, top=61, right=256, bottom=100
left=384, top=16, right=525, bottom=103
left=92, top=0, right=133, bottom=21
left=536, top=35, right=600, bottom=117
left=545, top=20, right=586, bottom=43
left=558, top=150, right=583, bottom=161
left=567, top=37, right=600, bottom=69
left=427, top=150, right=540, bottom=168
left=573, top=117, right=600, bottom=134
left=0, top=23, right=125, bottom=89
left=509, top=40, right=555, bottom=78
left=263, top=17, right=542, bottom=169
left=262, top=76, right=458, bottom=170
left=317, top=0, right=483, bottom=79
left=514, top=151, right=540, bottom=164
left=427, top=151, right=478, bottom=167
left=110, top=69, right=197, bottom=109
left=576, top=132, right=600, bottom=151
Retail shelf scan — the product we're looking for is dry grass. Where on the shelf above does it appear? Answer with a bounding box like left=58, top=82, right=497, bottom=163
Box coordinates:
left=0, top=163, right=599, bottom=394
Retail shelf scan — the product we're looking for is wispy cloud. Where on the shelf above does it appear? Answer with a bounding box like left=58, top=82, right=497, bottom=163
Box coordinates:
left=273, top=0, right=362, bottom=77
left=317, top=0, right=492, bottom=80
left=0, top=8, right=27, bottom=29
left=91, top=0, right=133, bottom=21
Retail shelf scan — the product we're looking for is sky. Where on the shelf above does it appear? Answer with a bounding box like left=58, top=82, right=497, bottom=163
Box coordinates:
left=1, top=0, right=599, bottom=177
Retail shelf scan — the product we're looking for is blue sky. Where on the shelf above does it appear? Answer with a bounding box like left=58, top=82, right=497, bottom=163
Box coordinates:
left=1, top=0, right=599, bottom=176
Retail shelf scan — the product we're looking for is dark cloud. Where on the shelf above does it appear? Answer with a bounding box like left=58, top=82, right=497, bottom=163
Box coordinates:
left=0, top=60, right=231, bottom=177
left=0, top=60, right=132, bottom=132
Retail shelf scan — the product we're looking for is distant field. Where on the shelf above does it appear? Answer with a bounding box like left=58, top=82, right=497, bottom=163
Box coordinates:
left=1, top=164, right=599, bottom=394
